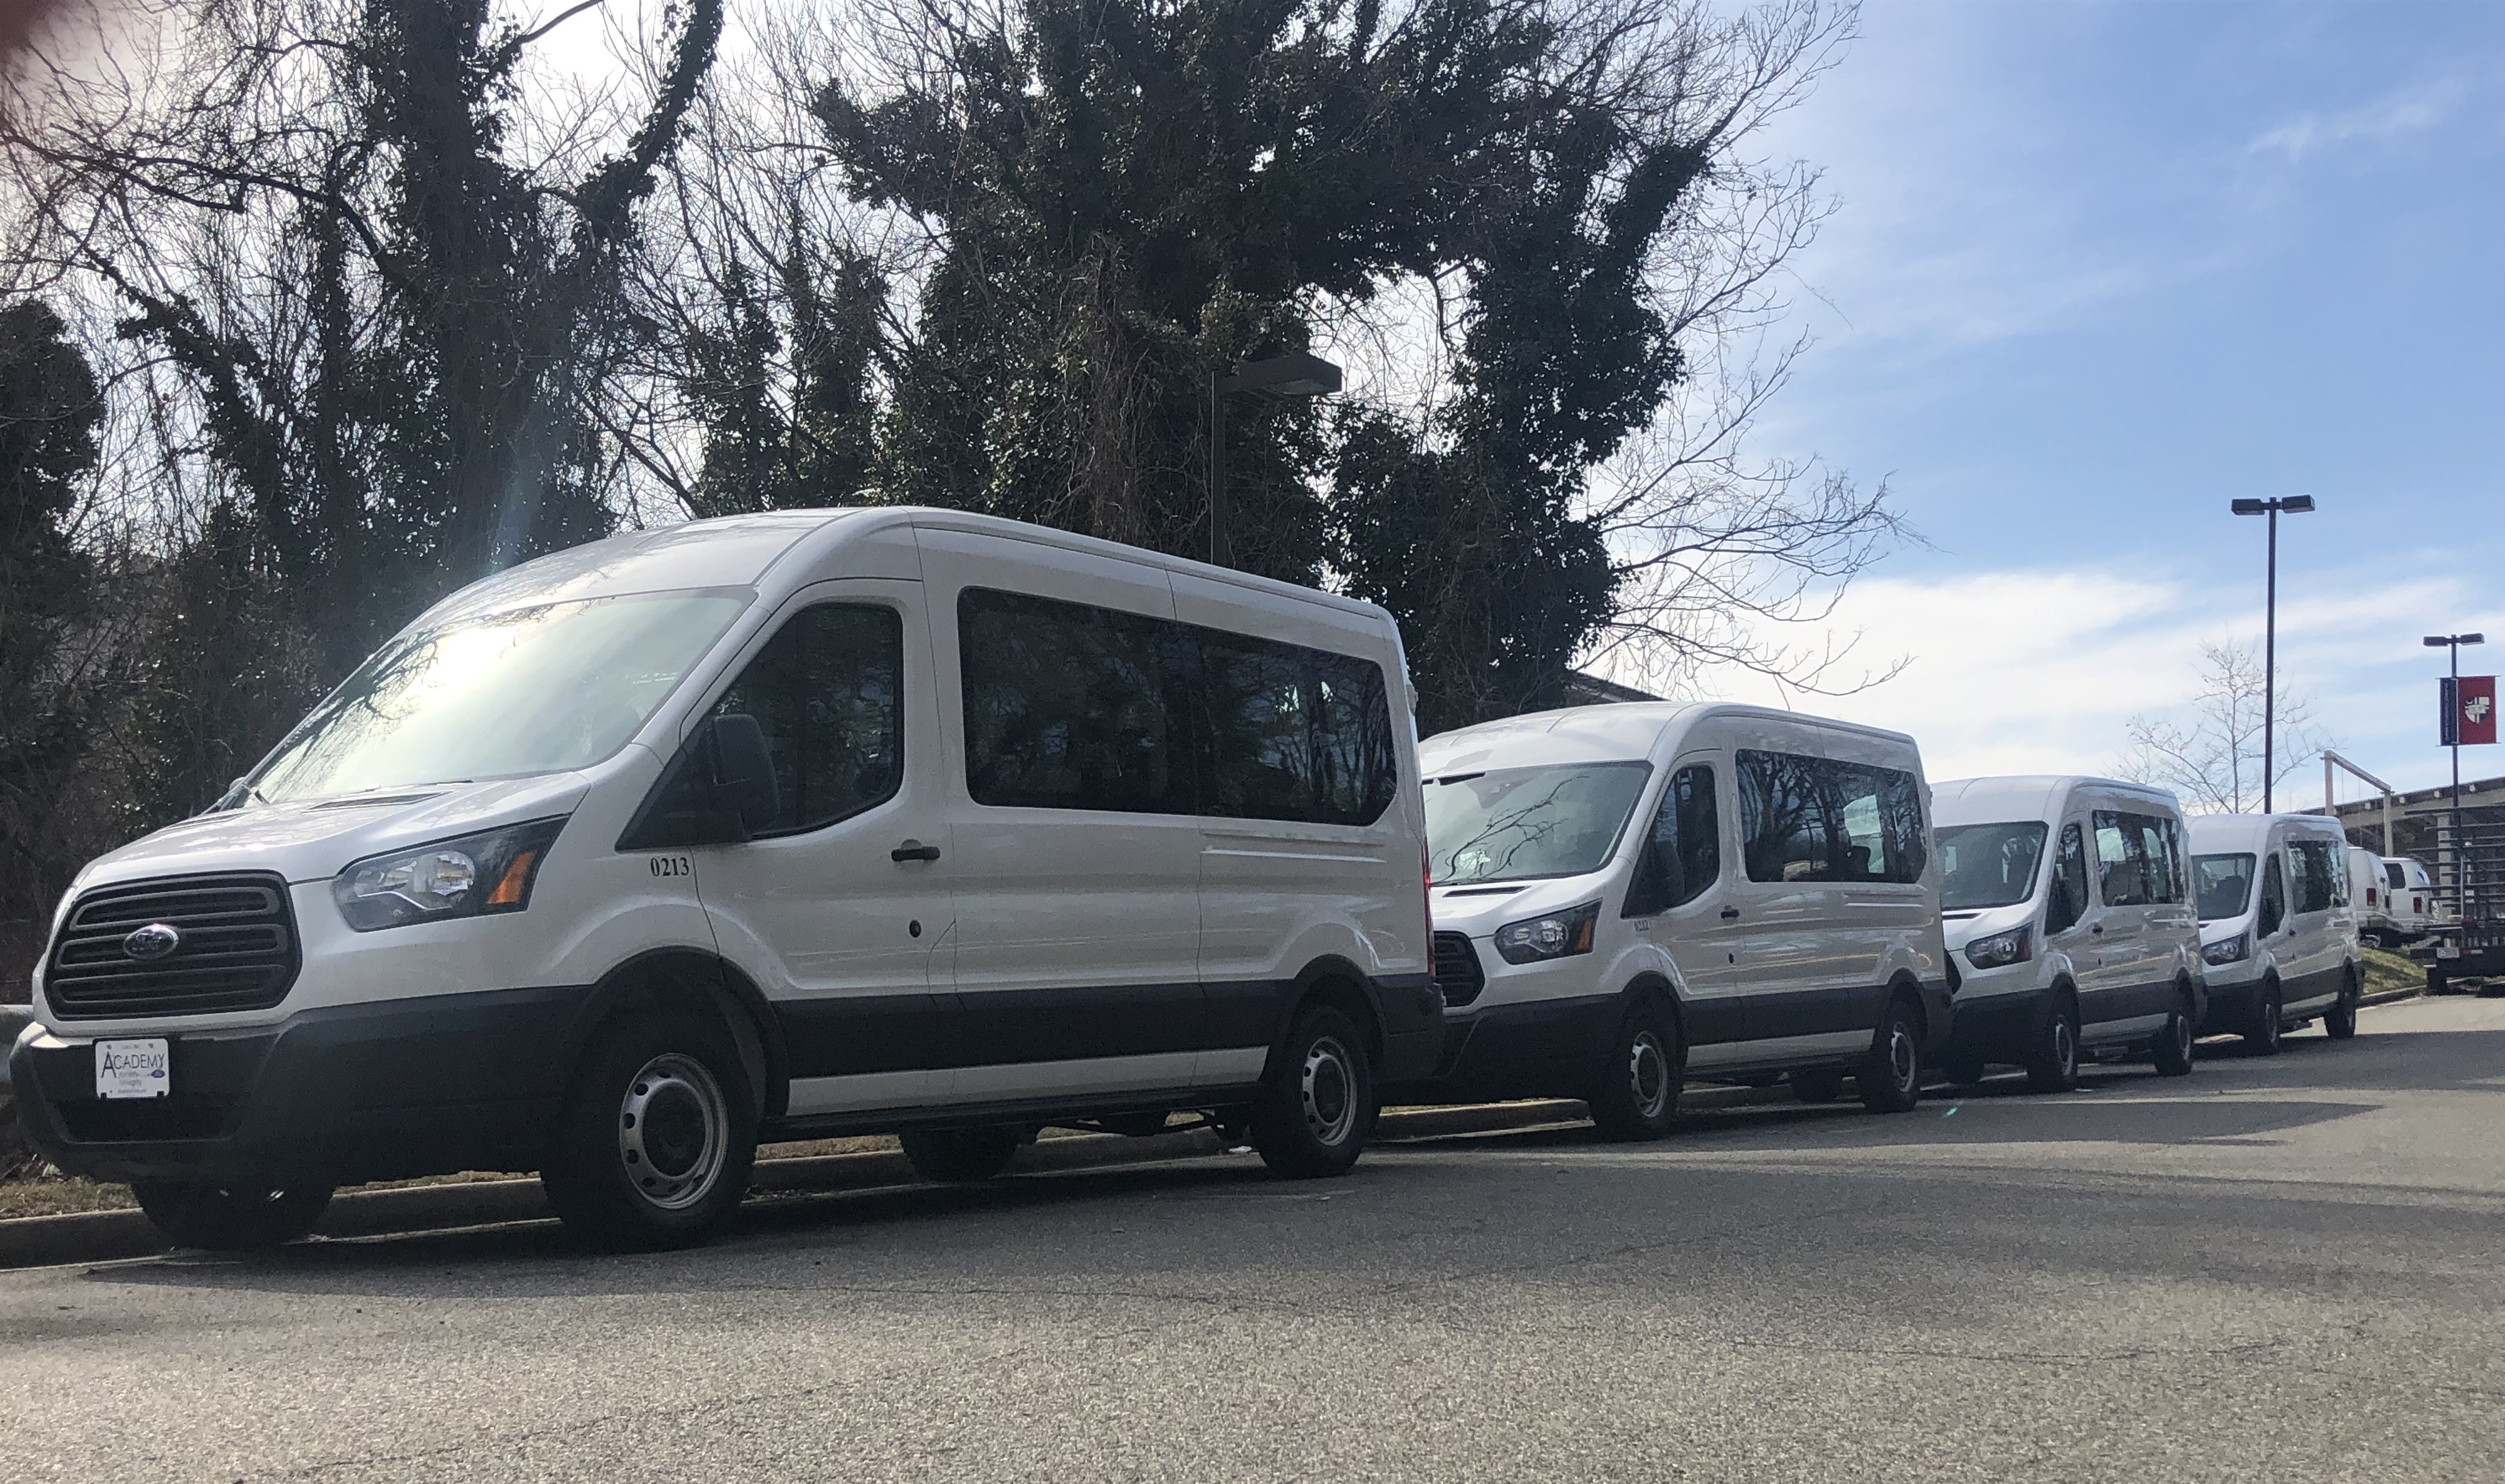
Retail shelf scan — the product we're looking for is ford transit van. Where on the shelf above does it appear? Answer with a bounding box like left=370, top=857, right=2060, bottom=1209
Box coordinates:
left=1397, top=703, right=1951, bottom=1137
left=2187, top=813, right=2361, bottom=1052
left=1932, top=776, right=2205, bottom=1089
left=11, top=509, right=1441, bottom=1250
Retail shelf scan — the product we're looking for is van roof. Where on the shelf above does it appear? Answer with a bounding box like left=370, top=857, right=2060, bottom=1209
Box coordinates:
left=2184, top=811, right=2348, bottom=852
left=1932, top=774, right=2181, bottom=826
left=410, top=508, right=1398, bottom=633
left=1418, top=701, right=1917, bottom=771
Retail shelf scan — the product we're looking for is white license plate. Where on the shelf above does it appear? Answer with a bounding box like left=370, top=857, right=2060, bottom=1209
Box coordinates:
left=2437, top=944, right=2462, bottom=960
left=94, top=1039, right=171, bottom=1100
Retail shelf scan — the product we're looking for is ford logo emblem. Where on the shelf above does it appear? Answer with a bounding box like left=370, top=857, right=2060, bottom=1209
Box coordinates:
left=122, top=923, right=182, bottom=960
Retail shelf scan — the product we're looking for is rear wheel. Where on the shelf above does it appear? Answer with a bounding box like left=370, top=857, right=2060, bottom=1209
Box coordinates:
left=2242, top=980, right=2284, bottom=1057
left=1589, top=1000, right=1683, bottom=1141
left=542, top=1012, right=757, bottom=1251
left=1859, top=997, right=1924, bottom=1113
left=2024, top=995, right=2081, bottom=1093
left=132, top=1180, right=333, bottom=1251
left=901, top=1127, right=1021, bottom=1183
left=2152, top=988, right=2197, bottom=1077
left=2324, top=970, right=2360, bottom=1040
left=1251, top=1005, right=1371, bottom=1178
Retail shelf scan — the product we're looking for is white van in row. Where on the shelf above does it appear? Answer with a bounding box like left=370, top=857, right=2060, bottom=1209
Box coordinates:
left=1932, top=777, right=2205, bottom=1089
left=2354, top=850, right=2443, bottom=947
left=1399, top=703, right=1951, bottom=1136
left=2187, top=813, right=2362, bottom=1052
left=10, top=510, right=1443, bottom=1249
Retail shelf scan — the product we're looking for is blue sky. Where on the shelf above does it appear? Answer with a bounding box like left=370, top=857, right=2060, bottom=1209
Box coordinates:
left=1677, top=0, right=2505, bottom=801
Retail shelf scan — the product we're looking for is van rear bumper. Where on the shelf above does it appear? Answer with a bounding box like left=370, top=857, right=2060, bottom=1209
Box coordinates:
left=7, top=986, right=591, bottom=1188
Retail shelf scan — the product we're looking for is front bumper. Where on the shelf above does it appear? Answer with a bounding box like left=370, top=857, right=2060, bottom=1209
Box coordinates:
left=8, top=985, right=591, bottom=1187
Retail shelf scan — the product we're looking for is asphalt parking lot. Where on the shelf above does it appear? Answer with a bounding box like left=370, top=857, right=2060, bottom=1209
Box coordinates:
left=4, top=993, right=2501, bottom=1483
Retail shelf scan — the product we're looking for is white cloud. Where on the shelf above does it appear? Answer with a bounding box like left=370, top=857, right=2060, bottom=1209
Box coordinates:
left=2249, top=77, right=2467, bottom=162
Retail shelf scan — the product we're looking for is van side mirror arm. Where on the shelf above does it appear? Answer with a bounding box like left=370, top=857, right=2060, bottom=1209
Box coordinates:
left=616, top=716, right=782, bottom=850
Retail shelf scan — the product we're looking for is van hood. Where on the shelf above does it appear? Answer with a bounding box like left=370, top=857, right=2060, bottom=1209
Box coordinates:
left=1431, top=874, right=1608, bottom=936
left=73, top=771, right=601, bottom=893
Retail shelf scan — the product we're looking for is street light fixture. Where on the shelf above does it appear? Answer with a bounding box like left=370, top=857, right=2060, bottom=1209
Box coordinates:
left=2230, top=494, right=2316, bottom=811
left=2424, top=630, right=2487, bottom=917
left=1208, top=351, right=1342, bottom=569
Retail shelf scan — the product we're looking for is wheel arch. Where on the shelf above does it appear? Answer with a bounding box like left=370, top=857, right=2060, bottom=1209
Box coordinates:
left=1269, top=955, right=1385, bottom=1079
left=567, top=947, right=787, bottom=1119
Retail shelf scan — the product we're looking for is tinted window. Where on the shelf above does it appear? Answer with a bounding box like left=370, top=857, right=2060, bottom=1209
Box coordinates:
left=2289, top=839, right=2339, bottom=914
left=959, top=587, right=1397, bottom=822
left=1938, top=822, right=2047, bottom=912
left=960, top=589, right=1193, bottom=814
left=2194, top=852, right=2256, bottom=921
left=2092, top=809, right=2183, bottom=906
left=2385, top=862, right=2406, bottom=891
left=1197, top=629, right=1396, bottom=826
left=710, top=604, right=903, bottom=835
left=1735, top=750, right=1927, bottom=885
left=2046, top=822, right=2089, bottom=932
left=2257, top=856, right=2287, bottom=936
left=1427, top=763, right=1652, bottom=886
left=1622, top=765, right=1720, bottom=916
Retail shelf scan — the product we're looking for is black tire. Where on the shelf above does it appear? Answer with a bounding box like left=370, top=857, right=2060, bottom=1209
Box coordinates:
left=1589, top=999, right=1684, bottom=1141
left=1251, top=1004, right=1372, bottom=1178
left=2427, top=964, right=2450, bottom=995
left=2152, top=987, right=2197, bottom=1077
left=1859, top=996, right=1924, bottom=1113
left=1791, top=1068, right=1844, bottom=1103
left=2242, top=980, right=2284, bottom=1057
left=2324, top=969, right=2360, bottom=1040
left=900, top=1126, right=1021, bottom=1183
left=541, top=1011, right=758, bottom=1252
left=2023, top=993, right=2081, bottom=1093
left=132, top=1180, right=333, bottom=1251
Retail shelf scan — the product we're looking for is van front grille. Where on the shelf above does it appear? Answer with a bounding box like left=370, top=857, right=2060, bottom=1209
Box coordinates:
left=1434, top=931, right=1485, bottom=1008
left=44, top=873, right=299, bottom=1020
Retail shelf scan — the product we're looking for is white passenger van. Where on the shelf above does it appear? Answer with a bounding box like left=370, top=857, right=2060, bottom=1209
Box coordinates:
left=1932, top=777, right=2206, bottom=1090
left=1397, top=704, right=1951, bottom=1137
left=10, top=511, right=1441, bottom=1250
left=2361, top=852, right=2442, bottom=946
left=2186, top=813, right=2362, bottom=1053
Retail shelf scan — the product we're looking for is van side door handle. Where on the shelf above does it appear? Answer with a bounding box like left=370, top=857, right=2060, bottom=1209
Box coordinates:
left=891, top=840, right=941, bottom=863
left=1720, top=907, right=1741, bottom=920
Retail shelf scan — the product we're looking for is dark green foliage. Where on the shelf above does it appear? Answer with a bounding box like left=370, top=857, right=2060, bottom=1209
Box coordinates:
left=0, top=301, right=102, bottom=781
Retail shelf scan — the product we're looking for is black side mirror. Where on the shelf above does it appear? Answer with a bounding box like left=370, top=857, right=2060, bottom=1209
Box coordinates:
left=616, top=715, right=782, bottom=849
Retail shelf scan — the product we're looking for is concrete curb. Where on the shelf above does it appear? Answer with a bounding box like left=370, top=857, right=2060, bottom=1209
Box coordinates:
left=2359, top=986, right=2422, bottom=1009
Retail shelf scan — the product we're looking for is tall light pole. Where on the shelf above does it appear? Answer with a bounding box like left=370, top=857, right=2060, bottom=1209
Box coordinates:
left=2230, top=494, right=2316, bottom=811
left=1208, top=351, right=1341, bottom=568
left=2424, top=630, right=2486, bottom=917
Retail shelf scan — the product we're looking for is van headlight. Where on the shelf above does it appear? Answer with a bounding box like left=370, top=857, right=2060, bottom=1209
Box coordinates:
left=1493, top=901, right=1600, bottom=964
left=333, top=817, right=567, bottom=932
left=2202, top=932, right=2250, bottom=966
left=1964, top=925, right=2032, bottom=970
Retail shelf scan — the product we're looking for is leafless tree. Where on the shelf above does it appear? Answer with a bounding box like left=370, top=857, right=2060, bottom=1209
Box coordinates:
left=2119, top=640, right=2329, bottom=814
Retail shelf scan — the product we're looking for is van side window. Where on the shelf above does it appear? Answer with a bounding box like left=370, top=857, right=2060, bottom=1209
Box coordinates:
left=1622, top=765, right=1720, bottom=916
left=2288, top=839, right=2338, bottom=914
left=1196, top=630, right=1396, bottom=826
left=2091, top=809, right=2183, bottom=906
left=710, top=603, right=904, bottom=835
left=2385, top=862, right=2406, bottom=891
left=959, top=588, right=1193, bottom=814
left=2045, top=822, right=2088, bottom=933
left=2257, top=855, right=2287, bottom=935
left=1735, top=750, right=1926, bottom=885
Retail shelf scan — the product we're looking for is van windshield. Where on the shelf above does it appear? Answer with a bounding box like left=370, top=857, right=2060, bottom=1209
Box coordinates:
left=1425, top=762, right=1651, bottom=886
left=242, top=591, right=749, bottom=804
left=1937, top=821, right=2047, bottom=911
left=2193, top=852, right=2257, bottom=921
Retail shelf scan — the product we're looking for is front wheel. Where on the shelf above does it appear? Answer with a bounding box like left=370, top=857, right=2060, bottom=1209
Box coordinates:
left=1251, top=1005, right=1372, bottom=1178
left=2152, top=990, right=2197, bottom=1077
left=132, top=1180, right=333, bottom=1251
left=1589, top=1001, right=1683, bottom=1141
left=1859, top=998, right=1924, bottom=1113
left=2024, top=995, right=2081, bottom=1093
left=2324, top=971, right=2360, bottom=1040
left=2242, top=981, right=2284, bottom=1057
left=542, top=1013, right=758, bottom=1251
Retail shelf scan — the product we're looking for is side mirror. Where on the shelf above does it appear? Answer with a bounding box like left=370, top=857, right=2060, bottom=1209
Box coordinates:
left=616, top=715, right=782, bottom=849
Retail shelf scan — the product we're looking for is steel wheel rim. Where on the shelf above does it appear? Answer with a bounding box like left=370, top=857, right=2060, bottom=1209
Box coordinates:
left=2054, top=1016, right=2076, bottom=1077
left=1627, top=1030, right=1671, bottom=1120
left=618, top=1053, right=729, bottom=1212
left=1301, top=1036, right=1358, bottom=1147
left=2173, top=1011, right=2194, bottom=1062
left=1887, top=1023, right=1918, bottom=1093
left=2264, top=989, right=2282, bottom=1049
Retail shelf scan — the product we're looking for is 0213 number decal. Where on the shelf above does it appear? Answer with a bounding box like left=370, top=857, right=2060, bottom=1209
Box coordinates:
left=648, top=855, right=694, bottom=879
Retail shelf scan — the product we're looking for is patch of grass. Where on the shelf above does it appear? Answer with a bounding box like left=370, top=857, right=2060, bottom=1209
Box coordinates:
left=2361, top=945, right=2424, bottom=998
left=0, top=1175, right=135, bottom=1221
